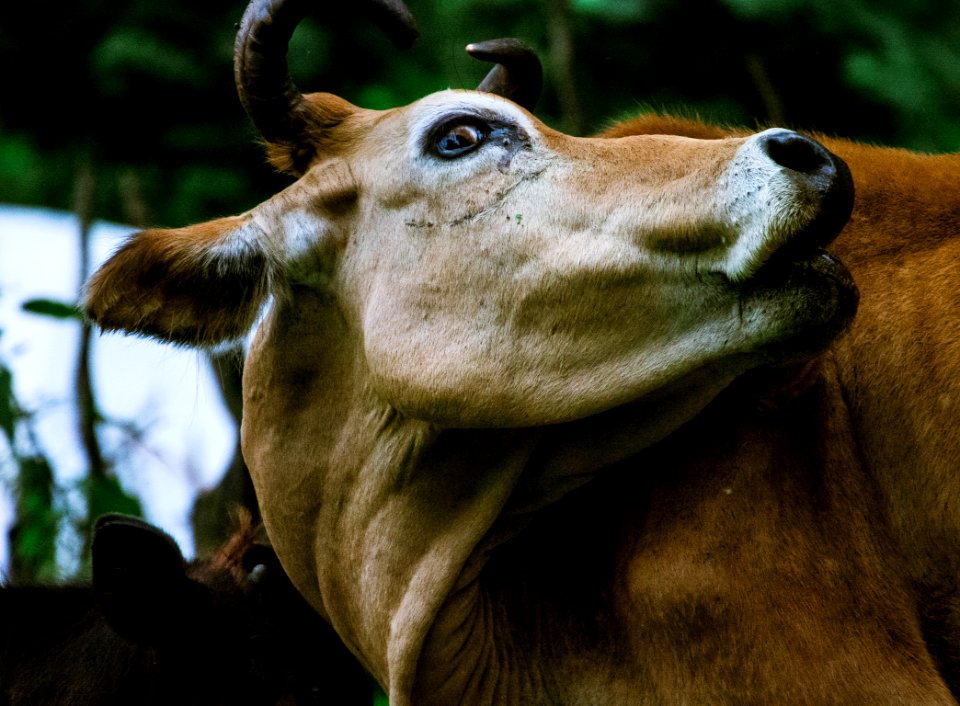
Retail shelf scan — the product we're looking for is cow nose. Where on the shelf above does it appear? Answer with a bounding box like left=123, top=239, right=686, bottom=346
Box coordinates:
left=753, top=129, right=853, bottom=237
left=719, top=128, right=854, bottom=282
left=758, top=130, right=835, bottom=176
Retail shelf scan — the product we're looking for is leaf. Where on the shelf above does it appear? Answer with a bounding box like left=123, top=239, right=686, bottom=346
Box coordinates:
left=22, top=298, right=82, bottom=320
left=0, top=364, right=16, bottom=443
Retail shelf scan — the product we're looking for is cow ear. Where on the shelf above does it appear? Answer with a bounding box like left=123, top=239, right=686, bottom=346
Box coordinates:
left=83, top=215, right=273, bottom=347
left=92, top=514, right=209, bottom=645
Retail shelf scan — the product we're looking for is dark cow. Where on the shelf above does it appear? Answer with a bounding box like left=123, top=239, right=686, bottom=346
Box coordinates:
left=0, top=513, right=373, bottom=705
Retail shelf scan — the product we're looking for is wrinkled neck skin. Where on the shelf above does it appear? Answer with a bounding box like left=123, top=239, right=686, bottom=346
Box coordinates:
left=241, top=287, right=745, bottom=705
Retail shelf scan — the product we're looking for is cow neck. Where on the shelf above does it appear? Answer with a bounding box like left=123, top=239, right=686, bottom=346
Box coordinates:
left=337, top=411, right=543, bottom=705
left=416, top=353, right=955, bottom=704
left=379, top=367, right=753, bottom=704
left=600, top=353, right=956, bottom=704
left=244, top=292, right=780, bottom=705
left=242, top=293, right=544, bottom=705
left=822, top=143, right=960, bottom=692
left=502, top=359, right=746, bottom=525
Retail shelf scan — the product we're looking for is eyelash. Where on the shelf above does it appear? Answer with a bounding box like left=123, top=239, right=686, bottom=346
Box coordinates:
left=430, top=117, right=493, bottom=159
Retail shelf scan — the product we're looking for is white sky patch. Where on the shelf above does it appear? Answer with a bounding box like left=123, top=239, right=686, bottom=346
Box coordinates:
left=0, top=205, right=235, bottom=572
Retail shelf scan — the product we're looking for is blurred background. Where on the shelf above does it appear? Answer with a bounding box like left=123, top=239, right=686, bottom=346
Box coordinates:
left=2, top=0, right=960, bottom=583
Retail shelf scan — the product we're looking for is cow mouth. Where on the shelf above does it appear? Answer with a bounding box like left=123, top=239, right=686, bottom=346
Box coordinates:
left=737, top=139, right=857, bottom=359
left=754, top=137, right=854, bottom=276
left=742, top=246, right=859, bottom=362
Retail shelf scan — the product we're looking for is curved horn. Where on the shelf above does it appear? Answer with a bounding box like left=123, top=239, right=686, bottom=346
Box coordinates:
left=234, top=0, right=419, bottom=145
left=466, top=38, right=543, bottom=112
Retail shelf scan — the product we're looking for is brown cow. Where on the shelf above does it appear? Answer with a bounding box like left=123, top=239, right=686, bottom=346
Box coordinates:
left=0, top=513, right=374, bottom=705
left=78, top=0, right=949, bottom=703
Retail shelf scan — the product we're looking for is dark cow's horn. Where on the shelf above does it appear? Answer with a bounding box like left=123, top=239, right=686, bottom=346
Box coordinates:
left=467, top=38, right=543, bottom=112
left=234, top=0, right=419, bottom=145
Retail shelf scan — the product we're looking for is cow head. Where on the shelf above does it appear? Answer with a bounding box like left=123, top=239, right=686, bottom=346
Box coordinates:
left=85, top=0, right=855, bottom=429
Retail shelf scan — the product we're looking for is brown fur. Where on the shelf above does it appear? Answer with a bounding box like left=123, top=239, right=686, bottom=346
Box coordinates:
left=264, top=93, right=363, bottom=176
left=599, top=113, right=751, bottom=140
left=573, top=113, right=960, bottom=702
left=84, top=217, right=274, bottom=346
left=83, top=88, right=935, bottom=703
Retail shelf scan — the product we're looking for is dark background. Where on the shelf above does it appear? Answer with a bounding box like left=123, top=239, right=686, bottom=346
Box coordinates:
left=5, top=0, right=960, bottom=229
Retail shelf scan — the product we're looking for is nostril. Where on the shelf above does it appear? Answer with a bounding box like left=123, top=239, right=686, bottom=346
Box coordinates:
left=759, top=131, right=834, bottom=174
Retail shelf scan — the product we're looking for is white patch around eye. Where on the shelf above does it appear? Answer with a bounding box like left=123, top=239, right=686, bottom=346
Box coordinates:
left=405, top=90, right=541, bottom=163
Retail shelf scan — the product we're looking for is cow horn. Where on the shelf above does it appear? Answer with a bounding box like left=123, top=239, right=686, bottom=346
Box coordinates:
left=234, top=0, right=419, bottom=145
left=467, top=38, right=543, bottom=112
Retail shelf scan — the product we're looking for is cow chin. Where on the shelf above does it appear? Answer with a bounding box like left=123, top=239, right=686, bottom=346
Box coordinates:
left=739, top=248, right=859, bottom=365
left=527, top=257, right=858, bottom=481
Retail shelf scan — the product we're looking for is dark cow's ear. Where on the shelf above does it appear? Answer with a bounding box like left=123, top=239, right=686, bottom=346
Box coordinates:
left=92, top=514, right=209, bottom=645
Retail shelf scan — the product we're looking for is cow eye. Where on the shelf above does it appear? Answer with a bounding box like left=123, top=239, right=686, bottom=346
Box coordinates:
left=434, top=122, right=487, bottom=158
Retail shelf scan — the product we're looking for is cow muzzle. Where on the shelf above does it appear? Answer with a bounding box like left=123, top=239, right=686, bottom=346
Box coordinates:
left=756, top=129, right=854, bottom=252
left=718, top=128, right=854, bottom=285
left=728, top=129, right=858, bottom=361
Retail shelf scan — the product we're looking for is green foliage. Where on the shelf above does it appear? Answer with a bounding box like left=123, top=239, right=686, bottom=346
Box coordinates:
left=92, top=28, right=212, bottom=97
left=716, top=0, right=960, bottom=151
left=21, top=299, right=82, bottom=321
left=84, top=475, right=143, bottom=525
left=0, top=318, right=142, bottom=581
left=8, top=456, right=59, bottom=584
left=837, top=5, right=960, bottom=151
left=573, top=0, right=663, bottom=22
left=166, top=166, right=252, bottom=223
left=722, top=0, right=805, bottom=20
left=0, top=353, right=60, bottom=583
left=0, top=364, right=15, bottom=444
left=0, top=132, right=50, bottom=208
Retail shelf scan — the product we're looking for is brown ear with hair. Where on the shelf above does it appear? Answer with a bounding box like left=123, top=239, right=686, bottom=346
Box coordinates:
left=83, top=216, right=273, bottom=346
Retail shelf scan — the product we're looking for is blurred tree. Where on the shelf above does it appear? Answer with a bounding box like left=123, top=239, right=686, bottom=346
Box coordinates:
left=190, top=349, right=257, bottom=555
left=0, top=354, right=59, bottom=583
left=7, top=456, right=58, bottom=584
